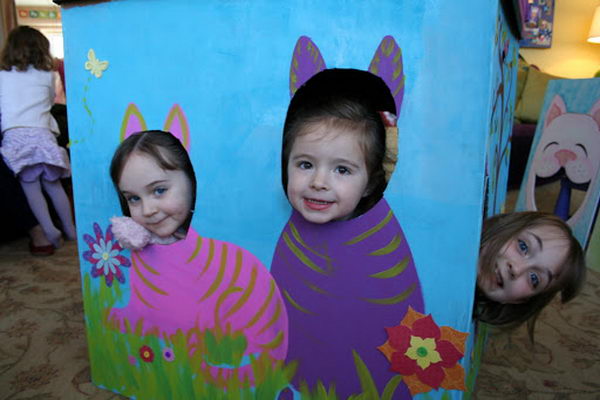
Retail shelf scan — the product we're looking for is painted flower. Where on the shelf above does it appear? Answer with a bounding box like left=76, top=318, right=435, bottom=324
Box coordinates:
left=84, top=49, right=109, bottom=78
left=139, top=345, right=154, bottom=363
left=162, top=347, right=175, bottom=362
left=128, top=355, right=138, bottom=366
left=378, top=307, right=468, bottom=396
left=83, top=223, right=130, bottom=287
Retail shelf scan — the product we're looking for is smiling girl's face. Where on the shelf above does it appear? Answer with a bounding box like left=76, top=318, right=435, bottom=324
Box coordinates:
left=118, top=152, right=192, bottom=239
left=477, top=224, right=570, bottom=304
left=286, top=122, right=369, bottom=224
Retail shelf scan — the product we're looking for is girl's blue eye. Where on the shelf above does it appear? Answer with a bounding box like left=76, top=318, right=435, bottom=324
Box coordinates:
left=126, top=195, right=140, bottom=204
left=298, top=161, right=312, bottom=170
left=518, top=239, right=528, bottom=255
left=335, top=166, right=351, bottom=175
left=529, top=272, right=540, bottom=289
left=154, top=187, right=167, bottom=196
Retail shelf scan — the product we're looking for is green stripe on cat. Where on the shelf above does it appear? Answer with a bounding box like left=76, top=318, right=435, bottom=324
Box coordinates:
left=224, top=264, right=257, bottom=319
left=369, top=235, right=402, bottom=256
left=369, top=257, right=409, bottom=278
left=199, top=244, right=228, bottom=302
left=245, top=279, right=275, bottom=330
left=283, top=232, right=327, bottom=275
left=187, top=236, right=203, bottom=263
left=361, top=283, right=416, bottom=305
left=283, top=289, right=313, bottom=314
left=289, top=222, right=330, bottom=261
left=344, top=210, right=393, bottom=245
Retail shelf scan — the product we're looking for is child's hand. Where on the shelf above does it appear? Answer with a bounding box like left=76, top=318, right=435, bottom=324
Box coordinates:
left=110, top=216, right=151, bottom=250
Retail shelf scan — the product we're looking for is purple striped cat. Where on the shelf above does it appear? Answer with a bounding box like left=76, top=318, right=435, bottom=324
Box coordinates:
left=271, top=36, right=425, bottom=399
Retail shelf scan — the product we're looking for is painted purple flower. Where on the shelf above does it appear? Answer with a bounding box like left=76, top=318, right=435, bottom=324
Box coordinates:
left=162, top=347, right=175, bottom=362
left=83, top=223, right=130, bottom=287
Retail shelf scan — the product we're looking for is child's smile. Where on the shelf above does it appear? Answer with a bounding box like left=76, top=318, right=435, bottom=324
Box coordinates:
left=286, top=125, right=369, bottom=224
left=118, top=152, right=192, bottom=239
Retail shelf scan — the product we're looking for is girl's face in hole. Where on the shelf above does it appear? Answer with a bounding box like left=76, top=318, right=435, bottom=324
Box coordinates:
left=118, top=152, right=192, bottom=239
left=477, top=224, right=569, bottom=304
left=286, top=123, right=369, bottom=224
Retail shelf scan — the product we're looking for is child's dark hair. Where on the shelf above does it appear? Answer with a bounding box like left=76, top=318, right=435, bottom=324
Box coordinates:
left=475, top=211, right=586, bottom=339
left=282, top=68, right=396, bottom=218
left=110, top=130, right=197, bottom=232
left=1, top=26, right=54, bottom=72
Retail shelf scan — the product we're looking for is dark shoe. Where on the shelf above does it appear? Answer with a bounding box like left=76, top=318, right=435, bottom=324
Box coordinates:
left=29, top=241, right=55, bottom=257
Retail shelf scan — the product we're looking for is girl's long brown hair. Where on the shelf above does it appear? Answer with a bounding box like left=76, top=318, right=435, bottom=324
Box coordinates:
left=475, top=211, right=586, bottom=340
left=1, top=26, right=54, bottom=72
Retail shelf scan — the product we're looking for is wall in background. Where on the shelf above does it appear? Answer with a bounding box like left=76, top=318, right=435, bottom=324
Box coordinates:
left=520, top=0, right=600, bottom=78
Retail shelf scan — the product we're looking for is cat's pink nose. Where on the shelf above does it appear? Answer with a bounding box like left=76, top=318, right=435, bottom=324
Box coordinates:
left=554, top=149, right=576, bottom=166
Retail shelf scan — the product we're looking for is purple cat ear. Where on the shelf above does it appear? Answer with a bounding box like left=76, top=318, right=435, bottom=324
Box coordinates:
left=163, top=104, right=191, bottom=150
left=120, top=103, right=147, bottom=142
left=369, top=36, right=405, bottom=115
left=290, top=36, right=326, bottom=98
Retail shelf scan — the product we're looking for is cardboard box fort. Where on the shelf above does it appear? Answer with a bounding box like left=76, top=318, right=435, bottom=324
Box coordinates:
left=56, top=0, right=519, bottom=398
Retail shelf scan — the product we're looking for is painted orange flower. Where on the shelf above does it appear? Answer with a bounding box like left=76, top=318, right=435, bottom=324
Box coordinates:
left=378, top=307, right=468, bottom=396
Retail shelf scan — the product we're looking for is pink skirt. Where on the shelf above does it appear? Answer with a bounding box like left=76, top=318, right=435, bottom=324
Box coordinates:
left=0, top=127, right=70, bottom=180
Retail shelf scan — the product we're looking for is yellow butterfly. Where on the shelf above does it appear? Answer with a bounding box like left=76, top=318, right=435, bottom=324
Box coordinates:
left=84, top=49, right=109, bottom=78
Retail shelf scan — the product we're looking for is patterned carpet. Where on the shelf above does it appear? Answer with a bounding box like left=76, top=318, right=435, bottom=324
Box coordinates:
left=0, top=235, right=599, bottom=399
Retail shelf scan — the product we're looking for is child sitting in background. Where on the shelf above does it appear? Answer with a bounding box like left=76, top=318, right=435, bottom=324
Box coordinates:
left=0, top=26, right=75, bottom=248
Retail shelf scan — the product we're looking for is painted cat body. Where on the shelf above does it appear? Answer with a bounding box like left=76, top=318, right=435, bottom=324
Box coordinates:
left=271, top=198, right=424, bottom=398
left=109, top=227, right=288, bottom=378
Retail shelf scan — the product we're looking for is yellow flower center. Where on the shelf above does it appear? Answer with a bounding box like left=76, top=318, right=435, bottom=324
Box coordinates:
left=102, top=252, right=109, bottom=261
left=405, top=336, right=442, bottom=370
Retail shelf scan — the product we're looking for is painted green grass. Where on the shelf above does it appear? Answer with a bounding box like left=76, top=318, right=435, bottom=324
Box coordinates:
left=83, top=273, right=467, bottom=399
left=82, top=274, right=295, bottom=399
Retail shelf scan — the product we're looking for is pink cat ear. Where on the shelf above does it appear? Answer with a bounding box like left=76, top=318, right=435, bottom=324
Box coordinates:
left=163, top=104, right=191, bottom=150
left=589, top=98, right=600, bottom=129
left=369, top=36, right=405, bottom=115
left=120, top=103, right=147, bottom=142
left=289, top=36, right=326, bottom=98
left=545, top=95, right=566, bottom=128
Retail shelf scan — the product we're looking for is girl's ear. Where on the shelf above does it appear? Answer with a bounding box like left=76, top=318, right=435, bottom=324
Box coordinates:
left=120, top=103, right=147, bottom=142
left=290, top=36, right=326, bottom=98
left=368, top=36, right=405, bottom=116
left=164, top=104, right=191, bottom=150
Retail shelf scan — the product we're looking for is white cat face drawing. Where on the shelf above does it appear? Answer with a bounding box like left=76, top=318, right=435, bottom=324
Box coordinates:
left=526, top=94, right=600, bottom=225
left=533, top=96, right=600, bottom=184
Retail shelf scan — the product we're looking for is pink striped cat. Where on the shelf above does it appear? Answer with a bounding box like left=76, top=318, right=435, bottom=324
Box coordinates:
left=107, top=104, right=288, bottom=383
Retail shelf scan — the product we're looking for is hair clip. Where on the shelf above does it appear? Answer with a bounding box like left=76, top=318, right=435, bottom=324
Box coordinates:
left=379, top=111, right=398, bottom=127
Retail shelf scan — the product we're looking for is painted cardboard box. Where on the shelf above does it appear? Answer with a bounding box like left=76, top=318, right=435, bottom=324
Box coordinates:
left=56, top=0, right=518, bottom=398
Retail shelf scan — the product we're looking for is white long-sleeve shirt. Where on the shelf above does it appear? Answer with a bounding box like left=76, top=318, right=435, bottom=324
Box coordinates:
left=0, top=66, right=59, bottom=134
